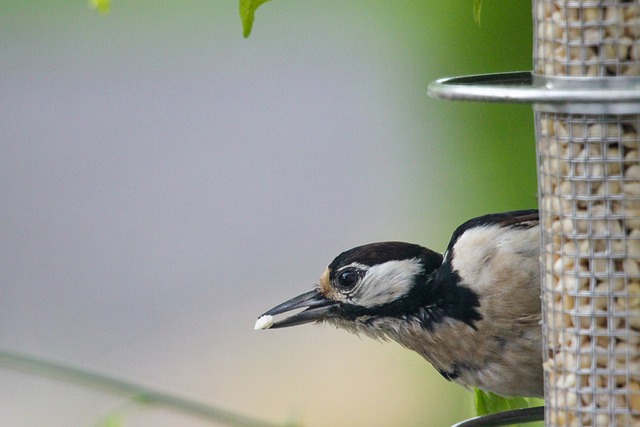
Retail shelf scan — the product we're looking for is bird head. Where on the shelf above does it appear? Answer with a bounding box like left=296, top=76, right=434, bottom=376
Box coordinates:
left=255, top=242, right=444, bottom=332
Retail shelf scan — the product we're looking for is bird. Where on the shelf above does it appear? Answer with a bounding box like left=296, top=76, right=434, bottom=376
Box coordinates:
left=255, top=209, right=543, bottom=398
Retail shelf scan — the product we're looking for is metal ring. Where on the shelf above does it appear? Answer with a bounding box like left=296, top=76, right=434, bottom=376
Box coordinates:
left=427, top=71, right=640, bottom=114
left=449, top=406, right=544, bottom=427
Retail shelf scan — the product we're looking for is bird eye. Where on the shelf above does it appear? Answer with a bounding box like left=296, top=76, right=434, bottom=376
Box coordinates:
left=337, top=268, right=360, bottom=291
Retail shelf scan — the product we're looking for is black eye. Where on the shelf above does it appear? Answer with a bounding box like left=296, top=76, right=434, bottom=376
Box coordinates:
left=337, top=268, right=361, bottom=291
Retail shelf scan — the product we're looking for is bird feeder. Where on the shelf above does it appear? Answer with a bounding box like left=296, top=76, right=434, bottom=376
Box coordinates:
left=429, top=1, right=640, bottom=426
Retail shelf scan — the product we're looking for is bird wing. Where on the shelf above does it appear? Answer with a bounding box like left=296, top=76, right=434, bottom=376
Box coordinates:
left=445, top=209, right=539, bottom=254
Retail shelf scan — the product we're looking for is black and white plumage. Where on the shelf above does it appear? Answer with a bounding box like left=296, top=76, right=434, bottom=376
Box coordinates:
left=256, top=210, right=542, bottom=398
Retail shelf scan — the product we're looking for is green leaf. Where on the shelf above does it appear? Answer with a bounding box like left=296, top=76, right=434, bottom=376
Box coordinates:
left=474, top=389, right=544, bottom=427
left=239, top=0, right=271, bottom=38
left=89, top=0, right=111, bottom=15
left=474, top=388, right=529, bottom=416
left=473, top=0, right=482, bottom=25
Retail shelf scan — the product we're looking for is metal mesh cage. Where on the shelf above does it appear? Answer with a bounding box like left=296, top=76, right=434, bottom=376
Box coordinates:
left=535, top=0, right=640, bottom=77
left=538, top=113, right=640, bottom=425
left=535, top=1, right=640, bottom=425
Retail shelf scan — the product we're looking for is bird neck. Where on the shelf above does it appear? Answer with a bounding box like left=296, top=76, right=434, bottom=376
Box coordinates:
left=427, top=261, right=482, bottom=330
left=372, top=264, right=483, bottom=333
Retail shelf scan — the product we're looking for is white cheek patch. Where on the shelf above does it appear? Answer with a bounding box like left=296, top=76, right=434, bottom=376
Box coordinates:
left=352, top=258, right=424, bottom=308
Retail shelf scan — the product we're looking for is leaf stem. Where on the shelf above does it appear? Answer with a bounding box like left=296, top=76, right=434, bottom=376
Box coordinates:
left=0, top=349, right=294, bottom=427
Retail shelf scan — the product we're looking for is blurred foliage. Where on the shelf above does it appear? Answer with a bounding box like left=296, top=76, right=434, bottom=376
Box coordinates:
left=240, top=0, right=271, bottom=38
left=475, top=389, right=544, bottom=426
left=89, top=0, right=111, bottom=15
left=236, top=0, right=536, bottom=218
left=473, top=0, right=483, bottom=24
left=240, top=1, right=486, bottom=37
left=475, top=389, right=528, bottom=415
left=95, top=413, right=125, bottom=427
left=0, top=350, right=293, bottom=427
left=408, top=1, right=536, bottom=223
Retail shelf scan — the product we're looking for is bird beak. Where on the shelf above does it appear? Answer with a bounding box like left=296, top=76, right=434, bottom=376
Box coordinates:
left=255, top=289, right=337, bottom=330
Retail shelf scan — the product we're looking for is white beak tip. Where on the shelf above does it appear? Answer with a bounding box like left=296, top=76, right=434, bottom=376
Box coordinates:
left=254, top=315, right=274, bottom=330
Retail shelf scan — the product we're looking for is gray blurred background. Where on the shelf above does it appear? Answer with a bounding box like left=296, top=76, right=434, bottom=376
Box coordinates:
left=0, top=1, right=536, bottom=426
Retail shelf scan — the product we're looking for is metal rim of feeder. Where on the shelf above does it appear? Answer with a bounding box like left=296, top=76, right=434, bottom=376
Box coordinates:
left=427, top=71, right=640, bottom=113
left=449, top=406, right=545, bottom=427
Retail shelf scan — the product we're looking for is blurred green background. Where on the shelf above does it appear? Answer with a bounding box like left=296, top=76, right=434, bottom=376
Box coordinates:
left=0, top=1, right=535, bottom=426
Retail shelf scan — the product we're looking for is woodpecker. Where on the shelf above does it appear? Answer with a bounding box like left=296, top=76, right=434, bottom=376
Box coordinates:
left=255, top=210, right=543, bottom=398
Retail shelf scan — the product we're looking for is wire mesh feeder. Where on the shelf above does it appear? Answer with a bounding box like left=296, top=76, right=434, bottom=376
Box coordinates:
left=534, top=0, right=640, bottom=77
left=535, top=2, right=640, bottom=426
left=428, top=1, right=640, bottom=426
left=538, top=112, right=640, bottom=426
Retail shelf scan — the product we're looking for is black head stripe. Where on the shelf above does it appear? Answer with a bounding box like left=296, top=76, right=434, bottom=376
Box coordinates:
left=328, top=242, right=440, bottom=281
left=339, top=265, right=482, bottom=332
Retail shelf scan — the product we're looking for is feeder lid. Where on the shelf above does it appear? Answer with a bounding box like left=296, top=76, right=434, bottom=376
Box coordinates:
left=428, top=71, right=640, bottom=114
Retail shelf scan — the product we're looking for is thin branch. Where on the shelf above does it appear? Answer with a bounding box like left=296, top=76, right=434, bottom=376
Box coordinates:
left=0, top=349, right=295, bottom=427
